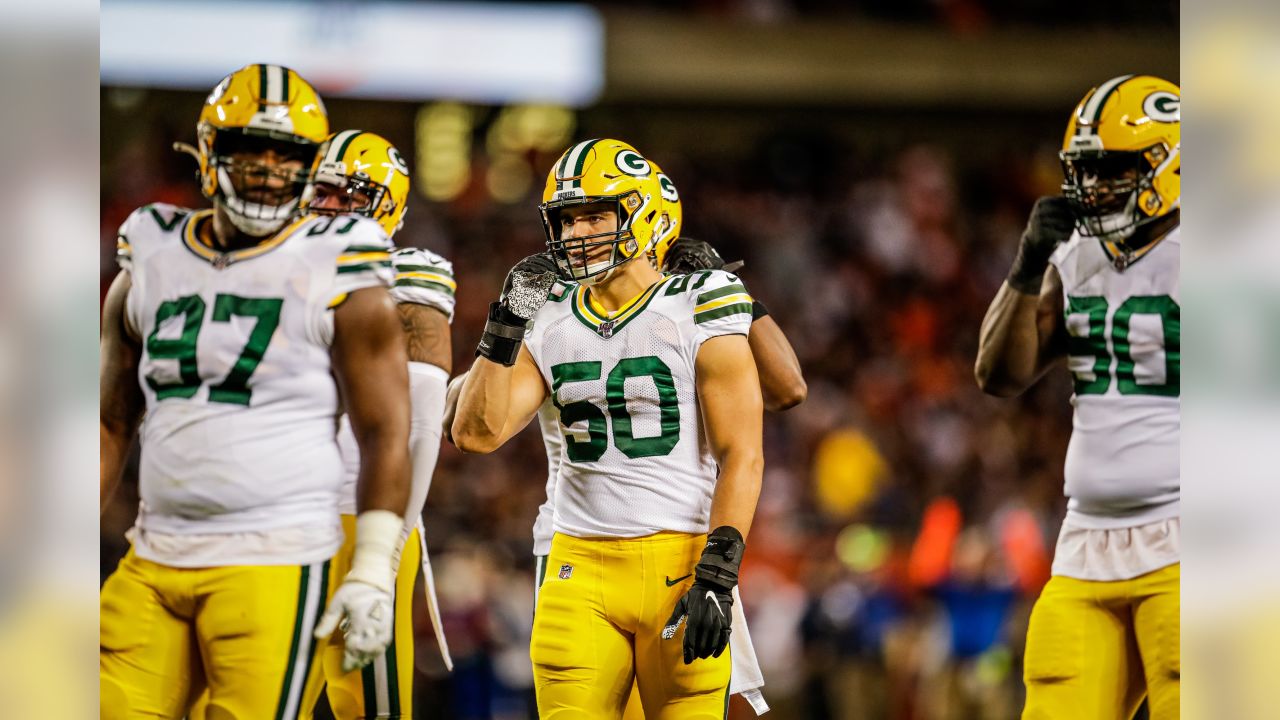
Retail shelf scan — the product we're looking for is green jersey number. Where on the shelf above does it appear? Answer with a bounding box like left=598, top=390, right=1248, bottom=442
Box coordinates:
left=145, top=293, right=284, bottom=406
left=551, top=355, right=681, bottom=462
left=1065, top=294, right=1180, bottom=397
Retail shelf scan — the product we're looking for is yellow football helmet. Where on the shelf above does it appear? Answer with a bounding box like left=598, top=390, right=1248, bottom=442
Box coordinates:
left=648, top=160, right=683, bottom=271
left=301, top=130, right=411, bottom=238
left=539, top=138, right=664, bottom=284
left=1061, top=74, right=1180, bottom=242
left=194, top=64, right=329, bottom=236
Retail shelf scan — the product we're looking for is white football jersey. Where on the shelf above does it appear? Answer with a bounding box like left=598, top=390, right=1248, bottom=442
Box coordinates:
left=1051, top=226, right=1180, bottom=529
left=336, top=246, right=456, bottom=516
left=118, top=204, right=394, bottom=564
left=525, top=269, right=754, bottom=538
left=532, top=398, right=563, bottom=557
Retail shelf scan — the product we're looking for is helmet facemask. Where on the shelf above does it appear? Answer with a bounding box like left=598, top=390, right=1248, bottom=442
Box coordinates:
left=540, top=192, right=656, bottom=286
left=1061, top=143, right=1172, bottom=245
left=302, top=169, right=394, bottom=228
left=207, top=128, right=316, bottom=237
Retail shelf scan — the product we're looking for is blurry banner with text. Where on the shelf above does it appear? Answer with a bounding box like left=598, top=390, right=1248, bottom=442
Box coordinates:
left=101, top=0, right=604, bottom=105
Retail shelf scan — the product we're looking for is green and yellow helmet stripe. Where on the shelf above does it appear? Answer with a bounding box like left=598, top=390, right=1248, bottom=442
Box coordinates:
left=556, top=138, right=601, bottom=193
left=322, top=129, right=365, bottom=166
left=256, top=64, right=291, bottom=111
left=1075, top=74, right=1135, bottom=138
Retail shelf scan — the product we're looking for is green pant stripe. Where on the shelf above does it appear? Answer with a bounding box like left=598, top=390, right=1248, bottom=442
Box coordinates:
left=384, top=630, right=401, bottom=715
left=274, top=564, right=313, bottom=720
left=362, top=662, right=379, bottom=716
left=295, top=560, right=330, bottom=716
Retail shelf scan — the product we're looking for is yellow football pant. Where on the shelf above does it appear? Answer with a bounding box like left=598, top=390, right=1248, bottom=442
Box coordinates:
left=1023, top=563, right=1180, bottom=720
left=314, top=514, right=420, bottom=720
left=100, top=547, right=330, bottom=720
left=532, top=532, right=731, bottom=720
left=536, top=555, right=646, bottom=720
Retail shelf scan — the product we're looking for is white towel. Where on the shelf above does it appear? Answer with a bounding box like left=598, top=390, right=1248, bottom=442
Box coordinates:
left=729, top=585, right=769, bottom=715
left=417, top=519, right=453, bottom=671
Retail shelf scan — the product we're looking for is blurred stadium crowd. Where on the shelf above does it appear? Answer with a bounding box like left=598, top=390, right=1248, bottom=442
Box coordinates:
left=101, top=97, right=1084, bottom=719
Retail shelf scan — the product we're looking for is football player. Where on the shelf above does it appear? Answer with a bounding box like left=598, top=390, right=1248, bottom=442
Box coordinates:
left=975, top=75, right=1180, bottom=719
left=301, top=129, right=456, bottom=719
left=452, top=139, right=765, bottom=718
left=441, top=168, right=803, bottom=717
left=99, top=65, right=410, bottom=719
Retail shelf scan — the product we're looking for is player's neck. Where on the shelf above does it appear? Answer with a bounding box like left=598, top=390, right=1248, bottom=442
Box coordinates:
left=202, top=206, right=274, bottom=253
left=588, top=259, right=662, bottom=314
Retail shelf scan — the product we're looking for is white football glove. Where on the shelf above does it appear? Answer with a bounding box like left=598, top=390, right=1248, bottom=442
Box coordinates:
left=314, top=576, right=394, bottom=672
left=314, top=509, right=402, bottom=672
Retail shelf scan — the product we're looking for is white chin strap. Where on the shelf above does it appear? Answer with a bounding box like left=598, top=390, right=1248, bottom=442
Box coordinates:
left=216, top=166, right=298, bottom=236
left=573, top=259, right=619, bottom=286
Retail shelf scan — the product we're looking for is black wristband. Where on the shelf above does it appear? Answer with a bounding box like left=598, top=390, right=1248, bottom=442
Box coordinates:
left=475, top=302, right=527, bottom=367
left=751, top=299, right=769, bottom=320
left=694, top=526, right=745, bottom=592
left=1006, top=246, right=1050, bottom=295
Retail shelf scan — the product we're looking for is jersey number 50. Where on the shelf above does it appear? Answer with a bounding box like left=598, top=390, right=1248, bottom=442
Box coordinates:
left=551, top=356, right=681, bottom=462
left=145, top=294, right=283, bottom=406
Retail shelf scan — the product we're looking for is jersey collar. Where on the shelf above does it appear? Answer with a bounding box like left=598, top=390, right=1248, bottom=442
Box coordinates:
left=570, top=276, right=672, bottom=339
left=182, top=209, right=310, bottom=269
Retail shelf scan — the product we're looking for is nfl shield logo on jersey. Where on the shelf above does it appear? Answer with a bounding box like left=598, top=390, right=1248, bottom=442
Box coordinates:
left=558, top=563, right=574, bottom=580
left=598, top=320, right=615, bottom=339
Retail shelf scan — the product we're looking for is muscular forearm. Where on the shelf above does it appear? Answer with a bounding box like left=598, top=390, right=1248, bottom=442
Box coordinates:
left=352, top=424, right=411, bottom=515
left=100, top=422, right=133, bottom=510
left=451, top=359, right=514, bottom=453
left=708, top=448, right=763, bottom=540
left=975, top=282, right=1045, bottom=397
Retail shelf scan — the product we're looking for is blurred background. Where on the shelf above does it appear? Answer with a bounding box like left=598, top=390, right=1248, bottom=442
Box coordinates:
left=99, top=1, right=1177, bottom=718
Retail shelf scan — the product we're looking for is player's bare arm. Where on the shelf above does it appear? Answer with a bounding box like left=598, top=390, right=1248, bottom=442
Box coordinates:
left=332, top=286, right=412, bottom=514
left=453, top=348, right=546, bottom=453
left=975, top=267, right=1068, bottom=397
left=99, top=271, right=144, bottom=511
left=697, top=334, right=765, bottom=539
left=748, top=314, right=807, bottom=411
left=663, top=332, right=763, bottom=664
left=453, top=253, right=557, bottom=453
left=441, top=370, right=468, bottom=446
left=975, top=196, right=1073, bottom=397
left=398, top=303, right=452, bottom=372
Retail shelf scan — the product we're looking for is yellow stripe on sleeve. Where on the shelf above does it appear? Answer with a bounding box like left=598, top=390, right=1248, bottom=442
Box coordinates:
left=695, top=293, right=754, bottom=314
left=395, top=271, right=458, bottom=291
left=337, top=251, right=391, bottom=265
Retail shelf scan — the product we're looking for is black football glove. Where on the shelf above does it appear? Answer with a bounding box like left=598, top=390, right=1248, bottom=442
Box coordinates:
left=663, top=237, right=728, bottom=275
left=475, top=253, right=558, bottom=366
left=662, top=526, right=745, bottom=664
left=1007, top=196, right=1076, bottom=294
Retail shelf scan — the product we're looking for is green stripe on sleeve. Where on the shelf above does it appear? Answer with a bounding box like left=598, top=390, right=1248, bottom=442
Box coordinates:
left=394, top=264, right=454, bottom=277
left=337, top=260, right=393, bottom=275
left=694, top=302, right=754, bottom=324
left=696, top=283, right=747, bottom=304
left=343, top=243, right=390, bottom=254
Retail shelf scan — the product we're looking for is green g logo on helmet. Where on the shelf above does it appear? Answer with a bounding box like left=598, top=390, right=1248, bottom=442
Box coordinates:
left=616, top=150, right=651, bottom=177
left=388, top=146, right=410, bottom=175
